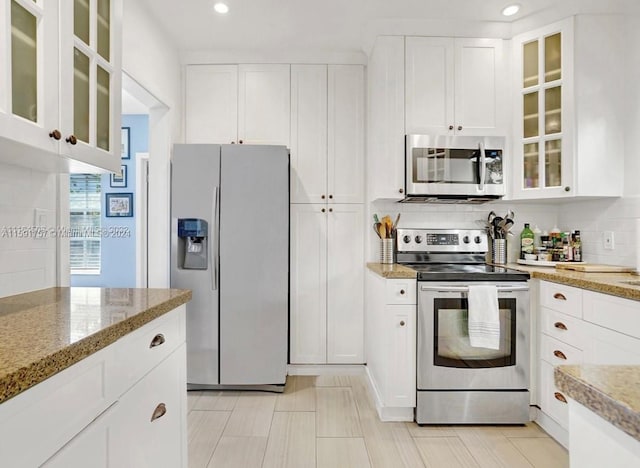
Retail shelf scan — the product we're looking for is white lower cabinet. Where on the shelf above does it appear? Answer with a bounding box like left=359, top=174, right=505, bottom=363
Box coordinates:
left=290, top=204, right=364, bottom=364
left=366, top=271, right=416, bottom=421
left=2, top=306, right=187, bottom=468
left=109, top=344, right=186, bottom=468
left=536, top=280, right=640, bottom=447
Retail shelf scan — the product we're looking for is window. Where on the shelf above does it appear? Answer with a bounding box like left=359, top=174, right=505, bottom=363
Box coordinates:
left=70, top=174, right=101, bottom=273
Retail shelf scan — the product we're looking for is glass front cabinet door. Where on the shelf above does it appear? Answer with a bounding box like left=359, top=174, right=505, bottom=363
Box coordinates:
left=59, top=0, right=121, bottom=172
left=0, top=0, right=60, bottom=155
left=512, top=18, right=574, bottom=199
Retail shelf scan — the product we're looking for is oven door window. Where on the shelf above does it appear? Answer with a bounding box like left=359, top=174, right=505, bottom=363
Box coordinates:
left=434, top=297, right=516, bottom=368
left=411, top=147, right=503, bottom=185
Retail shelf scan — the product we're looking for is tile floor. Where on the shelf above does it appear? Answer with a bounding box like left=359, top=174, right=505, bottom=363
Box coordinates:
left=187, top=374, right=569, bottom=468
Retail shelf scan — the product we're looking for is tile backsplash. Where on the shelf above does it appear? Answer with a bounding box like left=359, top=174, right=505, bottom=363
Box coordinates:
left=558, top=196, right=640, bottom=268
left=370, top=200, right=561, bottom=263
left=0, top=163, right=58, bottom=297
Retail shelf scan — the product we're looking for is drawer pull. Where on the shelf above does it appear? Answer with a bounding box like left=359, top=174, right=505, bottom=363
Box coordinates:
left=150, top=333, right=166, bottom=348
left=553, top=350, right=567, bottom=360
left=553, top=293, right=567, bottom=301
left=554, top=392, right=567, bottom=404
left=400, top=320, right=406, bottom=326
left=400, top=289, right=405, bottom=295
left=150, top=403, right=167, bottom=422
left=554, top=322, right=568, bottom=331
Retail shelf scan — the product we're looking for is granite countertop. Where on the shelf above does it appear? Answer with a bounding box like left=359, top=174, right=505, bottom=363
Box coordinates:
left=555, top=365, right=640, bottom=442
left=505, top=263, right=640, bottom=301
left=0, top=287, right=191, bottom=405
left=366, top=262, right=417, bottom=279
left=367, top=262, right=640, bottom=301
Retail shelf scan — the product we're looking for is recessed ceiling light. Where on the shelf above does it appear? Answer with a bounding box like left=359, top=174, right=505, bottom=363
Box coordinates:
left=214, top=2, right=229, bottom=14
left=501, top=4, right=520, bottom=16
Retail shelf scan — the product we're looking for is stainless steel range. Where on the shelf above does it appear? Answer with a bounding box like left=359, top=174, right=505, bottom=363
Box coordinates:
left=396, top=228, right=531, bottom=424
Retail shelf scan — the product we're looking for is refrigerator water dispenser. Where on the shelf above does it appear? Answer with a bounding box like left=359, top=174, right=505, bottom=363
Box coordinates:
left=178, top=218, right=208, bottom=270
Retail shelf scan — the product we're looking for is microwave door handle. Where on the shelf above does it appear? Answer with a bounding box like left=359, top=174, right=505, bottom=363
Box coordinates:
left=479, top=141, right=487, bottom=191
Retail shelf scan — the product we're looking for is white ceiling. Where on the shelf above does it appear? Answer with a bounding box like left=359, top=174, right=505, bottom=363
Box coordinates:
left=122, top=88, right=149, bottom=114
left=135, top=0, right=638, bottom=56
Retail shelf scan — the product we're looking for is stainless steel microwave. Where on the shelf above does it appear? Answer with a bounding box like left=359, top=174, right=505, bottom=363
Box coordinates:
left=405, top=134, right=506, bottom=202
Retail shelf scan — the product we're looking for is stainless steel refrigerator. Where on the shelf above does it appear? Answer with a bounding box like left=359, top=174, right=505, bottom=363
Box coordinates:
left=170, top=144, right=289, bottom=390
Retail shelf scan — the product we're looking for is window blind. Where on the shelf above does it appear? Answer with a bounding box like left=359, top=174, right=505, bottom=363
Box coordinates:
left=70, top=174, right=101, bottom=272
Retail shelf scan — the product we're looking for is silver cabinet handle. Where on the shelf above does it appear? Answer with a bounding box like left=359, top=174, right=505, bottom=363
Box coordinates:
left=151, top=403, right=167, bottom=422
left=149, top=333, right=165, bottom=348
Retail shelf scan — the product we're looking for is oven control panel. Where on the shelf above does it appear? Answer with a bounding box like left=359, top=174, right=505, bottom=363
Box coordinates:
left=396, top=229, right=488, bottom=253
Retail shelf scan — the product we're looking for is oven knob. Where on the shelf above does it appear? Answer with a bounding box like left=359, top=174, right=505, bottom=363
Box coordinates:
left=403, top=235, right=411, bottom=244
left=415, top=235, right=423, bottom=244
left=474, top=236, right=482, bottom=244
left=463, top=236, right=470, bottom=244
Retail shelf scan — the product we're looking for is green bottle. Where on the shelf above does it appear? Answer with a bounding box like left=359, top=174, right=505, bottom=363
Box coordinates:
left=520, top=223, right=534, bottom=259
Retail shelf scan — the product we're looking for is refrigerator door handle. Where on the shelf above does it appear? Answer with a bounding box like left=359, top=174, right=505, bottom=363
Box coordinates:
left=211, top=186, right=219, bottom=290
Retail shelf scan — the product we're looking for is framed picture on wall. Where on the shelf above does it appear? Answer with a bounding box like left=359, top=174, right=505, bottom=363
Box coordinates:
left=106, top=193, right=133, bottom=217
left=121, top=127, right=130, bottom=159
left=110, top=165, right=127, bottom=188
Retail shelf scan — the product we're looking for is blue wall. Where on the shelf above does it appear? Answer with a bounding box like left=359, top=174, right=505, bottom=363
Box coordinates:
left=71, top=115, right=148, bottom=287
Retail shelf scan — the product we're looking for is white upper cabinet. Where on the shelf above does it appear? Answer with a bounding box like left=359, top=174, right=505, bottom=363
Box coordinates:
left=184, top=64, right=290, bottom=146
left=367, top=36, right=405, bottom=201
left=59, top=0, right=122, bottom=172
left=289, top=64, right=364, bottom=204
left=512, top=16, right=624, bottom=199
left=405, top=37, right=454, bottom=136
left=0, top=0, right=59, bottom=156
left=405, top=37, right=505, bottom=136
left=0, top=0, right=121, bottom=172
left=185, top=65, right=238, bottom=144
left=290, top=64, right=328, bottom=203
left=327, top=65, right=365, bottom=204
left=238, top=64, right=290, bottom=146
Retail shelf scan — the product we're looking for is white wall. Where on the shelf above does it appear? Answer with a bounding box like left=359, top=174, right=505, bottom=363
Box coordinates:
left=0, top=164, right=57, bottom=296
left=122, top=1, right=182, bottom=287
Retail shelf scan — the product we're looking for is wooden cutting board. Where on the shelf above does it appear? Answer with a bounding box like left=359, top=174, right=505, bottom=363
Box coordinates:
left=555, top=263, right=636, bottom=273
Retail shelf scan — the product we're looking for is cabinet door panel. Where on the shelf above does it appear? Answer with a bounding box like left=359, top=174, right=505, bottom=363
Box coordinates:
left=59, top=0, right=122, bottom=172
left=185, top=65, right=238, bottom=144
left=327, top=204, right=364, bottom=363
left=290, top=204, right=328, bottom=364
left=367, top=36, right=405, bottom=200
left=405, top=37, right=454, bottom=135
left=386, top=305, right=416, bottom=407
left=110, top=345, right=185, bottom=468
left=238, top=64, right=290, bottom=146
left=327, top=65, right=364, bottom=203
left=290, top=64, right=327, bottom=203
left=454, top=38, right=504, bottom=136
left=0, top=0, right=59, bottom=155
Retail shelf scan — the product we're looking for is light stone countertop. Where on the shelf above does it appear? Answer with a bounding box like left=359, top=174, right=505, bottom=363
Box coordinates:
left=366, top=263, right=417, bottom=279
left=504, top=263, right=640, bottom=301
left=368, top=261, right=640, bottom=302
left=555, top=365, right=640, bottom=442
left=0, top=287, right=191, bottom=404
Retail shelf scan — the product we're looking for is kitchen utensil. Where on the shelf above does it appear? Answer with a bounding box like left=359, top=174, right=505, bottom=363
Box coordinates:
left=377, top=223, right=386, bottom=239
left=373, top=214, right=380, bottom=224
left=392, top=213, right=401, bottom=230
left=373, top=223, right=382, bottom=239
left=492, top=216, right=503, bottom=239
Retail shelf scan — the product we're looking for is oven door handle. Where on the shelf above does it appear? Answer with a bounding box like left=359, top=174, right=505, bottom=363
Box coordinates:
left=419, top=285, right=529, bottom=293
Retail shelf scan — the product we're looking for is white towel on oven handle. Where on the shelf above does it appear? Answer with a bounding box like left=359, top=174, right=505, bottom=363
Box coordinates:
left=467, top=284, right=500, bottom=350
